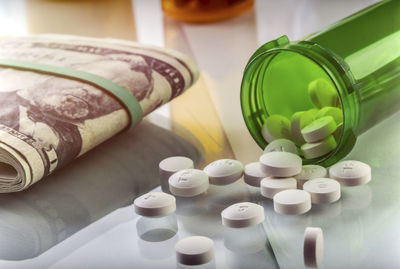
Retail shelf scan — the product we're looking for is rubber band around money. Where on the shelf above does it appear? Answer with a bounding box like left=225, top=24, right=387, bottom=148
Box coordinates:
left=0, top=59, right=143, bottom=128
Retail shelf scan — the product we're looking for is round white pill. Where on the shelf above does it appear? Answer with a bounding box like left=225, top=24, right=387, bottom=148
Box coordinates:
left=260, top=177, right=297, bottom=199
left=301, top=116, right=337, bottom=143
left=295, top=165, right=327, bottom=189
left=243, top=162, right=269, bottom=187
left=303, top=178, right=341, bottom=204
left=159, top=156, right=194, bottom=181
left=291, top=110, right=316, bottom=145
left=301, top=135, right=337, bottom=159
left=204, top=159, right=244, bottom=185
left=329, top=160, right=371, bottom=186
left=264, top=138, right=298, bottom=155
left=175, top=236, right=214, bottom=265
left=304, top=227, right=324, bottom=268
left=259, top=151, right=302, bottom=177
left=168, top=169, right=209, bottom=197
left=134, top=192, right=176, bottom=217
left=273, top=189, right=311, bottom=215
left=221, top=202, right=265, bottom=228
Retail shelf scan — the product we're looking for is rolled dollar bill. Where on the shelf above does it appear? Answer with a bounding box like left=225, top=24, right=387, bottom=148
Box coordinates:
left=0, top=34, right=199, bottom=192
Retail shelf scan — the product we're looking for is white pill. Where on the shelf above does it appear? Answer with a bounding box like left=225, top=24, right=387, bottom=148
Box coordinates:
left=304, top=227, right=324, bottom=268
left=134, top=192, right=176, bottom=217
left=303, top=178, right=341, bottom=204
left=295, top=165, right=327, bottom=189
left=301, top=116, right=337, bottom=143
left=264, top=138, right=298, bottom=155
left=175, top=236, right=214, bottom=265
left=243, top=162, right=269, bottom=187
left=301, top=135, right=337, bottom=159
left=204, top=159, right=244, bottom=185
left=168, top=169, right=209, bottom=197
left=291, top=110, right=316, bottom=145
left=260, top=177, right=297, bottom=199
left=261, top=115, right=291, bottom=143
left=159, top=156, right=194, bottom=181
left=273, top=189, right=311, bottom=215
left=221, top=202, right=265, bottom=228
left=261, top=123, right=275, bottom=143
left=329, top=160, right=371, bottom=186
left=259, top=151, right=302, bottom=177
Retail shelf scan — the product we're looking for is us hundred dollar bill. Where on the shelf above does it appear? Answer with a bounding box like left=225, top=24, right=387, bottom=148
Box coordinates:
left=0, top=34, right=199, bottom=192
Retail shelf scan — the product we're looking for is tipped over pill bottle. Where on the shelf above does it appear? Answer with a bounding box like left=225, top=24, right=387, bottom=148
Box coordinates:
left=241, top=0, right=400, bottom=166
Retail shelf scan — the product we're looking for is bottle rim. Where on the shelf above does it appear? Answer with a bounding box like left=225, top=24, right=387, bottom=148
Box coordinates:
left=241, top=36, right=358, bottom=166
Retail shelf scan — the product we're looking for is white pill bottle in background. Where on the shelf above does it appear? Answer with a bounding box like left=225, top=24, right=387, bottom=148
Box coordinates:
left=241, top=1, right=400, bottom=166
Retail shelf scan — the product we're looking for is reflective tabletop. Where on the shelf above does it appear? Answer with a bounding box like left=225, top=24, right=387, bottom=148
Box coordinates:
left=2, top=0, right=399, bottom=268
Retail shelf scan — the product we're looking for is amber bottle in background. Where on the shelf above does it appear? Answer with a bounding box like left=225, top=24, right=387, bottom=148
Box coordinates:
left=162, top=0, right=254, bottom=23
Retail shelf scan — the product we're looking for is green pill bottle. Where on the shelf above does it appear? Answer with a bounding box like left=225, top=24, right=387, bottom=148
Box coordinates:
left=241, top=0, right=400, bottom=166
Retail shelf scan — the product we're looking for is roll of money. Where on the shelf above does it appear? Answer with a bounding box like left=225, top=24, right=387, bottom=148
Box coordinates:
left=0, top=34, right=199, bottom=192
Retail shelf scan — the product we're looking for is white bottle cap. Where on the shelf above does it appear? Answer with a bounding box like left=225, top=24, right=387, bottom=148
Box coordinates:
left=221, top=202, right=264, bottom=228
left=168, top=169, right=209, bottom=197
left=175, top=236, right=214, bottom=265
left=204, top=159, right=244, bottom=185
left=273, top=189, right=311, bottom=215
left=134, top=192, right=176, bottom=217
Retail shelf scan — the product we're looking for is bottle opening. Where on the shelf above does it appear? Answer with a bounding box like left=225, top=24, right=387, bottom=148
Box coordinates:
left=241, top=49, right=345, bottom=166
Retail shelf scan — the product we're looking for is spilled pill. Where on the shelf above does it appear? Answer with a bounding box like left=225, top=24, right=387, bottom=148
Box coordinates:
left=304, top=227, right=324, bottom=268
left=260, top=177, right=297, bottom=199
left=169, top=169, right=209, bottom=197
left=273, top=189, right=311, bottom=215
left=134, top=192, right=176, bottom=217
left=329, top=160, right=371, bottom=186
left=221, top=202, right=265, bottom=228
left=259, top=151, right=302, bottom=177
left=303, top=178, right=341, bottom=204
left=159, top=156, right=194, bottom=182
left=204, top=159, right=244, bottom=185
left=243, top=162, right=269, bottom=187
left=295, top=165, right=327, bottom=189
left=175, top=236, right=214, bottom=265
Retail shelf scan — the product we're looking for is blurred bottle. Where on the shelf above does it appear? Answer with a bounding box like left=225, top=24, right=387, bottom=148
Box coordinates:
left=162, top=0, right=254, bottom=23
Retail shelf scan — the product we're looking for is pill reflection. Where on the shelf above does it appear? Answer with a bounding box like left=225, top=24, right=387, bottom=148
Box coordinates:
left=176, top=259, right=216, bottom=269
left=136, top=214, right=179, bottom=260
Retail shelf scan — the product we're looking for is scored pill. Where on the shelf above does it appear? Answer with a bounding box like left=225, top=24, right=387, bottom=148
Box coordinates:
left=259, top=151, right=302, bottom=177
left=273, top=189, right=311, bottom=215
left=295, top=165, right=327, bottom=189
left=308, top=78, right=339, bottom=108
left=243, top=162, right=269, bottom=187
left=304, top=227, right=324, bottom=268
left=264, top=138, right=298, bottom=155
left=303, top=178, right=341, bottom=204
left=134, top=192, right=176, bottom=217
left=159, top=156, right=194, bottom=182
left=169, top=169, right=209, bottom=197
left=175, top=236, right=214, bottom=266
left=204, top=159, right=244, bottom=185
left=260, top=177, right=297, bottom=199
left=329, top=160, right=371, bottom=186
left=261, top=114, right=291, bottom=143
left=301, top=116, right=337, bottom=143
left=221, top=202, right=265, bottom=228
left=301, top=135, right=337, bottom=159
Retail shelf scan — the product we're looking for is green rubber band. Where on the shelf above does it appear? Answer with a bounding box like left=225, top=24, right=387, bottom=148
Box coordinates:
left=0, top=59, right=143, bottom=128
